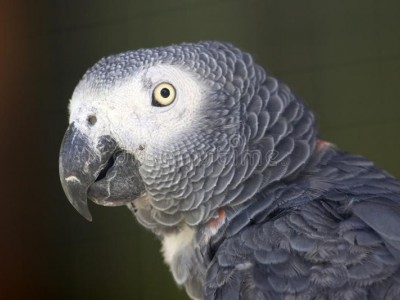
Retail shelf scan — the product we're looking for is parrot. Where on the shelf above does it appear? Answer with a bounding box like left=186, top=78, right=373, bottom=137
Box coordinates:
left=59, top=41, right=400, bottom=300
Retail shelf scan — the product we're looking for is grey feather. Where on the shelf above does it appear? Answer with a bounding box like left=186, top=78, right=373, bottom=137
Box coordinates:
left=66, top=41, right=400, bottom=300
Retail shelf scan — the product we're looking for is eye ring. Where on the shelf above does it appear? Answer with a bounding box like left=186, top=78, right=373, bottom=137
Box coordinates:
left=152, top=82, right=176, bottom=107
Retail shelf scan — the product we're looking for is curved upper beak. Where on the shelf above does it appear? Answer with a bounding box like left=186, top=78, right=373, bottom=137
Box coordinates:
left=59, top=123, right=117, bottom=221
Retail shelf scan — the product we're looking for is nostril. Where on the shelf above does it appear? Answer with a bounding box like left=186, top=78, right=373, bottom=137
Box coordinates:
left=87, top=115, right=97, bottom=126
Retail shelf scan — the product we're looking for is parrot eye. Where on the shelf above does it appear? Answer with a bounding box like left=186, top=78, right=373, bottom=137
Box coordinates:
left=152, top=83, right=176, bottom=107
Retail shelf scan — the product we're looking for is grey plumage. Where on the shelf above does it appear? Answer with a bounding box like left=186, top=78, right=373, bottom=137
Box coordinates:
left=205, top=147, right=400, bottom=299
left=59, top=41, right=400, bottom=299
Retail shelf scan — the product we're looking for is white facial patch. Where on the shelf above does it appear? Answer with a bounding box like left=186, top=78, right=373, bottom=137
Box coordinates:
left=68, top=64, right=207, bottom=161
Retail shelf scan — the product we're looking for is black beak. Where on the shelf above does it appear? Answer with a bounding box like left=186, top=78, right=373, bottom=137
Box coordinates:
left=59, top=123, right=146, bottom=221
left=59, top=123, right=117, bottom=221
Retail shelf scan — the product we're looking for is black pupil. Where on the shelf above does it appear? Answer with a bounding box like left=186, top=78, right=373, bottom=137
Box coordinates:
left=160, top=88, right=170, bottom=98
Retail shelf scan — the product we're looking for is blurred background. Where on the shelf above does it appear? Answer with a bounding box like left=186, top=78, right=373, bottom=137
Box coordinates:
left=1, top=0, right=399, bottom=299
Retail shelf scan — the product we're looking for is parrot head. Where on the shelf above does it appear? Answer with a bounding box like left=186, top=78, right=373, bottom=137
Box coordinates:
left=59, top=41, right=315, bottom=233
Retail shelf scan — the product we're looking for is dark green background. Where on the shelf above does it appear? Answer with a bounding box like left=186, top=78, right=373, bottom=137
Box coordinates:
left=1, top=0, right=399, bottom=299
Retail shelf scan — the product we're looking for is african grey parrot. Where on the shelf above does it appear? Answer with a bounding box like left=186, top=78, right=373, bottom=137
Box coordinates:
left=59, top=41, right=400, bottom=299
